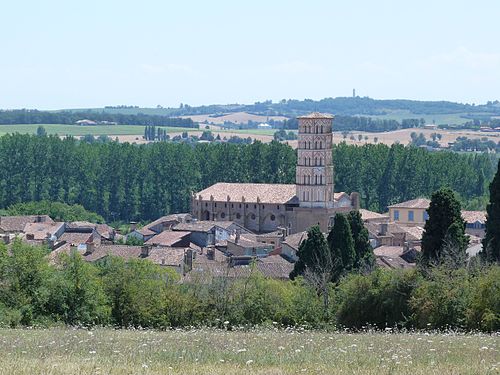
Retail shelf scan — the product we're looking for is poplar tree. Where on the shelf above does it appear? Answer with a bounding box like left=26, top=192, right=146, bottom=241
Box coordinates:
left=289, top=225, right=329, bottom=279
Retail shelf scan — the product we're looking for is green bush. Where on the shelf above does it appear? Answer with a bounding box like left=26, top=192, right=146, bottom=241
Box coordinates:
left=334, top=269, right=421, bottom=329
left=466, top=266, right=500, bottom=331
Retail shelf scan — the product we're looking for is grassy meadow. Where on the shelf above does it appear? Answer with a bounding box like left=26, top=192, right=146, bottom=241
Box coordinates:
left=0, top=328, right=497, bottom=374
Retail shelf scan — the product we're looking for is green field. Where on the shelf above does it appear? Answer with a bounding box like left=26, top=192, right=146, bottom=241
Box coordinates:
left=0, top=124, right=276, bottom=137
left=0, top=328, right=497, bottom=374
left=368, top=110, right=470, bottom=125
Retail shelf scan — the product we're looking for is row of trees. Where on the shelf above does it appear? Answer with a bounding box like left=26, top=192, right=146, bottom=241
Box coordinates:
left=0, top=134, right=494, bottom=222
left=144, top=126, right=169, bottom=141
left=332, top=142, right=495, bottom=211
left=0, top=239, right=497, bottom=330
left=0, top=110, right=197, bottom=128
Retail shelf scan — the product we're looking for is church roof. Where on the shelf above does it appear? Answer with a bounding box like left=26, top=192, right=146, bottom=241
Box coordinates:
left=194, top=182, right=297, bottom=204
left=297, top=112, right=334, bottom=119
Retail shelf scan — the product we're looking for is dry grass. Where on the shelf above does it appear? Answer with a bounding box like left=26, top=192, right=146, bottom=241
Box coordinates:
left=0, top=328, right=497, bottom=374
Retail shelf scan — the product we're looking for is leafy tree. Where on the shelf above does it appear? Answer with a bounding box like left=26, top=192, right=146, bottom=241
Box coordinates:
left=7, top=201, right=104, bottom=223
left=421, top=188, right=468, bottom=267
left=482, top=160, right=500, bottom=263
left=36, top=126, right=46, bottom=137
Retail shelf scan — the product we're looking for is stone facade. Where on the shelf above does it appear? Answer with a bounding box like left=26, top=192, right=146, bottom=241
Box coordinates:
left=191, top=113, right=359, bottom=234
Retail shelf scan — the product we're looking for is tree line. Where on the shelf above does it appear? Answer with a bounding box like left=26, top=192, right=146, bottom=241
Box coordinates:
left=0, top=134, right=494, bottom=222
left=0, top=110, right=197, bottom=128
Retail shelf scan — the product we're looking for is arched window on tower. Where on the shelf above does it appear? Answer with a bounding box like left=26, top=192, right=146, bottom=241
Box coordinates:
left=320, top=125, right=323, bottom=133
left=303, top=175, right=306, bottom=184
left=320, top=175, right=323, bottom=184
left=315, top=175, right=318, bottom=184
left=320, top=141, right=322, bottom=149
left=315, top=157, right=317, bottom=166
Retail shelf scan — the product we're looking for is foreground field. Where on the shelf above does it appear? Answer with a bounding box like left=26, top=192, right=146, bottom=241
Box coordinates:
left=0, top=329, right=497, bottom=374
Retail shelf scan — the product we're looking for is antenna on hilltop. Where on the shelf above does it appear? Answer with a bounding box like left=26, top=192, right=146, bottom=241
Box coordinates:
left=353, top=88, right=356, bottom=98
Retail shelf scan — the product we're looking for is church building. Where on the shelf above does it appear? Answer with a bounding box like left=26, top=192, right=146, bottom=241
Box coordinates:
left=191, top=112, right=359, bottom=234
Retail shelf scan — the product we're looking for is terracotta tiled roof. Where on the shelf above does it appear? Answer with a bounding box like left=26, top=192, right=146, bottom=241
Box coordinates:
left=23, top=222, right=64, bottom=241
left=144, top=231, right=191, bottom=247
left=462, top=210, right=486, bottom=224
left=282, top=231, right=307, bottom=251
left=84, top=245, right=143, bottom=262
left=373, top=246, right=404, bottom=257
left=0, top=215, right=53, bottom=233
left=334, top=192, right=349, bottom=201
left=297, top=112, right=334, bottom=119
left=376, top=256, right=415, bottom=269
left=147, top=247, right=186, bottom=266
left=58, top=232, right=93, bottom=246
left=388, top=198, right=430, bottom=209
left=358, top=209, right=388, bottom=221
left=194, top=183, right=297, bottom=204
left=174, top=220, right=244, bottom=233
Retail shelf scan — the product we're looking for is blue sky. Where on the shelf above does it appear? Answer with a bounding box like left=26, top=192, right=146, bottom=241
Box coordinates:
left=1, top=0, right=499, bottom=109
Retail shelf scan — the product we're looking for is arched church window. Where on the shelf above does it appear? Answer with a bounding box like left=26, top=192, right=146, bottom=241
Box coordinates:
left=320, top=141, right=322, bottom=149
left=315, top=175, right=318, bottom=184
left=270, top=215, right=276, bottom=221
left=315, top=157, right=318, bottom=166
left=236, top=213, right=241, bottom=219
left=320, top=125, right=323, bottom=133
left=303, top=175, right=306, bottom=184
left=320, top=175, right=323, bottom=184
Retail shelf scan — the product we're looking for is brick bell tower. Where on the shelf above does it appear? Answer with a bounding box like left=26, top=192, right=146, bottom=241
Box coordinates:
left=295, top=112, right=335, bottom=208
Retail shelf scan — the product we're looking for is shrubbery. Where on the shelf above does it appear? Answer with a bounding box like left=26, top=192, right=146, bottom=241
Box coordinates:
left=0, top=240, right=498, bottom=331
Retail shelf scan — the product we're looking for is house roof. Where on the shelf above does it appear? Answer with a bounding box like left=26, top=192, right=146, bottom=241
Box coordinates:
left=358, top=209, right=388, bottom=221
left=297, top=112, right=334, bottom=119
left=23, top=222, right=64, bottom=241
left=66, top=222, right=114, bottom=239
left=462, top=210, right=487, bottom=224
left=373, top=246, right=404, bottom=257
left=173, top=220, right=243, bottom=233
left=388, top=198, right=430, bottom=209
left=376, top=256, right=415, bottom=269
left=0, top=215, right=53, bottom=233
left=194, top=182, right=297, bottom=204
left=282, top=231, right=307, bottom=251
left=144, top=231, right=191, bottom=247
left=84, top=245, right=143, bottom=262
left=58, top=231, right=93, bottom=245
left=146, top=247, right=187, bottom=266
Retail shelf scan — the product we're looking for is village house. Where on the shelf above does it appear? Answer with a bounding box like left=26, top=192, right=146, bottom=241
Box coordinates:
left=388, top=198, right=431, bottom=226
left=172, top=220, right=249, bottom=248
left=127, top=213, right=192, bottom=242
left=0, top=215, right=53, bottom=235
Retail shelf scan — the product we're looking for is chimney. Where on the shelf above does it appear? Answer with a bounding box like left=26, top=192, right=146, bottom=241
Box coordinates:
left=184, top=249, right=193, bottom=272
left=141, top=245, right=151, bottom=257
left=380, top=223, right=388, bottom=236
left=207, top=247, right=215, bottom=261
left=26, top=233, right=34, bottom=240
left=130, top=222, right=137, bottom=232
left=86, top=242, right=95, bottom=254
left=235, top=229, right=241, bottom=244
left=3, top=235, right=10, bottom=245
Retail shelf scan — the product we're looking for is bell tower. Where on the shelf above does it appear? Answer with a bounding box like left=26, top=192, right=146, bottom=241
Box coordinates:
left=295, top=112, right=335, bottom=208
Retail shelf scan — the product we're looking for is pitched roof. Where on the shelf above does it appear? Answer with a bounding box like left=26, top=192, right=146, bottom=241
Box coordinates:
left=58, top=231, right=93, bottom=245
left=388, top=198, right=430, bottom=209
left=144, top=231, right=191, bottom=247
left=358, top=209, right=388, bottom=221
left=0, top=215, right=53, bottom=233
left=376, top=256, right=415, bottom=269
left=282, top=231, right=307, bottom=251
left=194, top=183, right=297, bottom=204
left=84, top=245, right=143, bottom=262
left=373, top=246, right=404, bottom=257
left=174, top=220, right=243, bottom=233
left=297, top=112, right=334, bottom=119
left=462, top=210, right=487, bottom=224
left=23, top=222, right=64, bottom=240
left=146, top=247, right=186, bottom=266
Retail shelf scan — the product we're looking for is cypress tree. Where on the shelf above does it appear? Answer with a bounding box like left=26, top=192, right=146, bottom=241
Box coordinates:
left=289, top=225, right=329, bottom=279
left=327, top=213, right=355, bottom=280
left=421, top=188, right=467, bottom=266
left=482, top=160, right=500, bottom=263
left=347, top=210, right=375, bottom=270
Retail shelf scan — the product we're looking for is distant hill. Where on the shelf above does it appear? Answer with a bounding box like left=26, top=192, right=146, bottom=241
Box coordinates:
left=58, top=97, right=500, bottom=126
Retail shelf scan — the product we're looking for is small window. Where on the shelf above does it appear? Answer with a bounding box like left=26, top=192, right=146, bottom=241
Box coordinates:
left=236, top=213, right=241, bottom=219
left=270, top=214, right=276, bottom=221
left=246, top=204, right=248, bottom=208
left=214, top=203, right=217, bottom=208
left=277, top=205, right=280, bottom=210
left=231, top=203, right=234, bottom=208
left=224, top=203, right=227, bottom=208
left=408, top=211, right=414, bottom=222
left=254, top=204, right=257, bottom=209
left=239, top=203, right=242, bottom=208
left=251, top=214, right=256, bottom=220
left=423, top=211, right=429, bottom=221
left=220, top=212, right=226, bottom=219
left=394, top=210, right=400, bottom=221
left=262, top=205, right=265, bottom=209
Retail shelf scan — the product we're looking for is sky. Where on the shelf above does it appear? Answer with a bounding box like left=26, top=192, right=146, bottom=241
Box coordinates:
left=1, top=0, right=499, bottom=109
